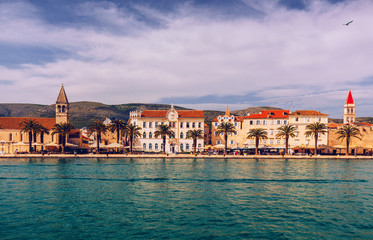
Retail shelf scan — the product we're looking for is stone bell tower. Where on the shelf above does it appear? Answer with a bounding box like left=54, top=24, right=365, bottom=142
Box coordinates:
left=56, top=84, right=69, bottom=124
left=343, top=89, right=355, bottom=124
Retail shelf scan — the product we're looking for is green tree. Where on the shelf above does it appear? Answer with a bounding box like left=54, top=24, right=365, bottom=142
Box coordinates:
left=109, top=119, right=127, bottom=143
left=336, top=125, right=362, bottom=155
left=123, top=124, right=142, bottom=153
left=88, top=121, right=107, bottom=153
left=305, top=122, right=327, bottom=155
left=35, top=123, right=50, bottom=152
left=186, top=129, right=204, bottom=155
left=52, top=123, right=74, bottom=153
left=247, top=128, right=268, bottom=155
left=216, top=122, right=236, bottom=154
left=276, top=124, right=297, bottom=155
left=154, top=124, right=175, bottom=154
left=19, top=119, right=40, bottom=153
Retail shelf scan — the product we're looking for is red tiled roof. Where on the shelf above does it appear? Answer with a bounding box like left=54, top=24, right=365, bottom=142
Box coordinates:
left=0, top=117, right=56, bottom=130
left=290, top=110, right=329, bottom=116
left=244, top=110, right=289, bottom=119
left=141, top=110, right=204, bottom=118
left=345, top=89, right=354, bottom=104
left=328, top=123, right=340, bottom=128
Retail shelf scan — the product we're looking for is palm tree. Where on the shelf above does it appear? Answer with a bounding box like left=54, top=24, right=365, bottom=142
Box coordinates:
left=154, top=124, right=175, bottom=154
left=19, top=119, right=40, bottom=153
left=88, top=121, right=107, bottom=153
left=35, top=124, right=50, bottom=152
left=276, top=124, right=297, bottom=155
left=52, top=123, right=74, bottom=153
left=109, top=119, right=126, bottom=143
left=247, top=128, right=268, bottom=155
left=336, top=125, right=362, bottom=155
left=305, top=122, right=327, bottom=155
left=124, top=124, right=142, bottom=153
left=216, top=122, right=236, bottom=154
left=186, top=129, right=204, bottom=154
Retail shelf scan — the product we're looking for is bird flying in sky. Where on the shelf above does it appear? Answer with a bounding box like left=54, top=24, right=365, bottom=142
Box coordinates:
left=343, top=20, right=353, bottom=26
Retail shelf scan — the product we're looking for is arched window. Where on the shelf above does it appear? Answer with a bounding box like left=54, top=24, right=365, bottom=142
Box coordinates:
left=180, top=143, right=184, bottom=151
left=149, top=132, right=153, bottom=138
left=155, top=143, right=158, bottom=150
left=143, top=132, right=146, bottom=138
left=180, top=132, right=184, bottom=139
left=149, top=143, right=152, bottom=150
left=57, top=105, right=61, bottom=113
left=186, top=143, right=190, bottom=150
left=143, top=143, right=146, bottom=150
left=161, top=143, right=164, bottom=150
left=198, top=143, right=201, bottom=148
left=62, top=106, right=66, bottom=113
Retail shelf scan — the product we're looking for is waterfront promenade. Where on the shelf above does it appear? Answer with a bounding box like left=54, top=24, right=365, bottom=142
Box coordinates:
left=1, top=153, right=373, bottom=159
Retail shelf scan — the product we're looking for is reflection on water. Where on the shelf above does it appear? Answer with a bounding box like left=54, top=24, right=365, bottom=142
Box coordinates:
left=0, top=157, right=373, bottom=239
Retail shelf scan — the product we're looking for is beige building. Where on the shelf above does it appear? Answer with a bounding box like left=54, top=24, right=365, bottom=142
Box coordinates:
left=0, top=85, right=72, bottom=154
left=211, top=106, right=243, bottom=148
left=289, top=110, right=329, bottom=151
left=128, top=105, right=204, bottom=153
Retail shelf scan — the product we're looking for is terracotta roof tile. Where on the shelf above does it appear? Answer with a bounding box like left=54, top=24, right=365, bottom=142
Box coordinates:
left=290, top=110, right=329, bottom=116
left=141, top=110, right=204, bottom=118
left=244, top=110, right=290, bottom=119
left=0, top=117, right=56, bottom=130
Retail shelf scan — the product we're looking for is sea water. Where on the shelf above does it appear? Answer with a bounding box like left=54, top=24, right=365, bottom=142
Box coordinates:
left=0, top=158, right=372, bottom=239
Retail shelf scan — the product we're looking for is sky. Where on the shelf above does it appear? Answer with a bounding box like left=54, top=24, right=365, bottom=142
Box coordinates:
left=0, top=0, right=372, bottom=118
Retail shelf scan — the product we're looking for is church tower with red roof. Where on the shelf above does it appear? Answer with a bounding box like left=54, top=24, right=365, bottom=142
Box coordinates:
left=344, top=89, right=355, bottom=124
left=56, top=84, right=69, bottom=124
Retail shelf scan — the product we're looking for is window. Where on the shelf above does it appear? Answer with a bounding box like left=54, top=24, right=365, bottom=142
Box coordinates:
left=143, top=132, right=146, bottom=138
left=180, top=122, right=183, bottom=128
left=149, top=132, right=153, bottom=138
left=295, top=117, right=299, bottom=122
left=198, top=143, right=201, bottom=148
left=214, top=123, right=218, bottom=127
left=270, top=139, right=273, bottom=144
left=250, top=139, right=253, bottom=144
left=180, top=132, right=184, bottom=139
left=186, top=122, right=190, bottom=128
left=180, top=143, right=183, bottom=151
left=277, top=120, right=281, bottom=125
left=250, top=120, right=253, bottom=125
left=217, top=140, right=221, bottom=144
left=256, top=120, right=260, bottom=125
left=283, top=120, right=287, bottom=124
left=149, top=122, right=152, bottom=128
left=143, top=122, right=146, bottom=128
left=263, top=139, right=267, bottom=144
left=263, top=120, right=266, bottom=125
left=155, top=143, right=159, bottom=150
left=307, top=117, right=310, bottom=122
left=230, top=140, right=235, bottom=145
left=277, top=139, right=280, bottom=144
left=214, top=131, right=217, bottom=136
left=186, top=143, right=190, bottom=150
left=9, top=133, right=12, bottom=141
left=143, top=143, right=146, bottom=150
left=192, top=122, right=195, bottom=128
left=234, top=123, right=238, bottom=127
left=198, top=122, right=201, bottom=128
left=155, top=122, right=159, bottom=127
left=149, top=143, right=152, bottom=150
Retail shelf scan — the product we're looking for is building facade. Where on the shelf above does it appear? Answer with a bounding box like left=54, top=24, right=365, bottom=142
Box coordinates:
left=128, top=105, right=204, bottom=153
left=0, top=85, right=70, bottom=154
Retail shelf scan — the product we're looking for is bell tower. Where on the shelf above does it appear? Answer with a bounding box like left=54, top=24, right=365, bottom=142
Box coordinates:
left=343, top=89, right=355, bottom=124
left=56, top=84, right=69, bottom=124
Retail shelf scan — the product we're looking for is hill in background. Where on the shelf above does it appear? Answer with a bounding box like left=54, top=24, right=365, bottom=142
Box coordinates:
left=1, top=102, right=371, bottom=129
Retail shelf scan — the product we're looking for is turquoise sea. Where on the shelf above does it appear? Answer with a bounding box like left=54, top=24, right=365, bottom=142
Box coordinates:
left=1, top=158, right=372, bottom=239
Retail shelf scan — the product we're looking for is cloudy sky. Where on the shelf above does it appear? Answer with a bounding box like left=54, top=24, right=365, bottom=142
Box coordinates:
left=0, top=0, right=372, bottom=118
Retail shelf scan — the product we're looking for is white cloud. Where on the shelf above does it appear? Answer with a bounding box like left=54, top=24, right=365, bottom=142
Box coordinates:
left=0, top=0, right=372, bottom=117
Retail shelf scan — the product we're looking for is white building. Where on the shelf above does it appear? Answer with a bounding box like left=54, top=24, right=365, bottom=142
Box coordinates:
left=128, top=105, right=205, bottom=153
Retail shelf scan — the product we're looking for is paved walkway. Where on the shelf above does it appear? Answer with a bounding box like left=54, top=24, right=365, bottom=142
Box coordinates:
left=1, top=153, right=373, bottom=159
